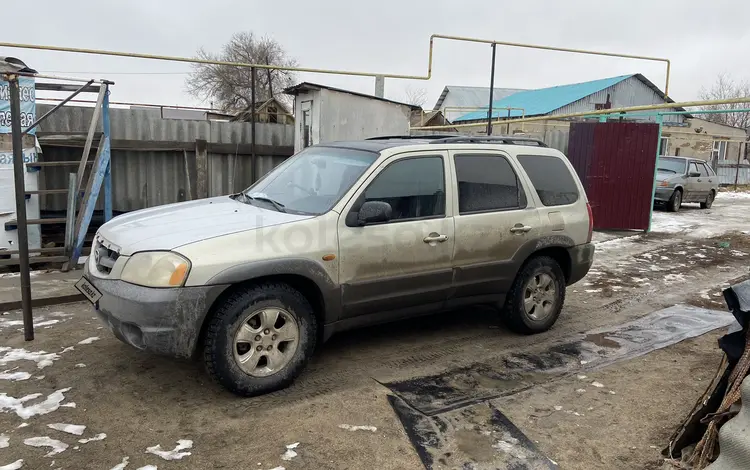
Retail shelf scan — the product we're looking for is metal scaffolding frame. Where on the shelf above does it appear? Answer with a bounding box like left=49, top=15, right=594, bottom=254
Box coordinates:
left=1, top=66, right=114, bottom=341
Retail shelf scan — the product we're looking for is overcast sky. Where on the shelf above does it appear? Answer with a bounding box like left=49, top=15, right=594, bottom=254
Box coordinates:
left=3, top=0, right=749, bottom=110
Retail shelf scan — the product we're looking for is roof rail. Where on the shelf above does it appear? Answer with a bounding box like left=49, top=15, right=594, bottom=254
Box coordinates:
left=430, top=136, right=548, bottom=147
left=366, top=134, right=462, bottom=140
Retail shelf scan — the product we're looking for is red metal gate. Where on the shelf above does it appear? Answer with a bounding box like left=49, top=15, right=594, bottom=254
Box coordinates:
left=567, top=121, right=659, bottom=231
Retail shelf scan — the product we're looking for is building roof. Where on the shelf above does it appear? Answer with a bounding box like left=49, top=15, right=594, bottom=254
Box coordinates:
left=432, top=85, right=525, bottom=111
left=284, top=82, right=421, bottom=110
left=454, top=74, right=684, bottom=122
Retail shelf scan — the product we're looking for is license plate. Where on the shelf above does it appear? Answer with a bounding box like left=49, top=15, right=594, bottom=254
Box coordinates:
left=75, top=277, right=102, bottom=305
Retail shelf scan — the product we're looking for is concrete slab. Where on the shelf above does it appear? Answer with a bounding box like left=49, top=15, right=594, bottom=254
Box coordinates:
left=0, top=269, right=83, bottom=311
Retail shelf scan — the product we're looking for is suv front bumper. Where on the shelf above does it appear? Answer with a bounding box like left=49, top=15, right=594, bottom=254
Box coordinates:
left=84, top=265, right=227, bottom=358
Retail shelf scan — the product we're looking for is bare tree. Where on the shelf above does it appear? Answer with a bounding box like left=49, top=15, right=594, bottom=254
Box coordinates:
left=699, top=74, right=750, bottom=129
left=402, top=85, right=428, bottom=108
left=186, top=32, right=298, bottom=112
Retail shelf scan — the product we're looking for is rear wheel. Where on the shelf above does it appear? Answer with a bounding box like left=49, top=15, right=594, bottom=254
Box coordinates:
left=503, top=256, right=565, bottom=334
left=203, top=282, right=317, bottom=396
left=668, top=189, right=682, bottom=212
left=701, top=190, right=715, bottom=209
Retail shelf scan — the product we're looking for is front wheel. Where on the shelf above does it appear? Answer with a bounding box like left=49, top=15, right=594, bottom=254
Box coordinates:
left=503, top=256, right=565, bottom=334
left=668, top=189, right=682, bottom=212
left=203, top=282, right=317, bottom=396
left=701, top=190, right=715, bottom=209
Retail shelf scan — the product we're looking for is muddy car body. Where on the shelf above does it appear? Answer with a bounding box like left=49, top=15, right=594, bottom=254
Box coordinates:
left=77, top=136, right=595, bottom=396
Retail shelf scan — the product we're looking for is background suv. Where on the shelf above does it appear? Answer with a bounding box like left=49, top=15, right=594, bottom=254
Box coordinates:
left=77, top=135, right=595, bottom=396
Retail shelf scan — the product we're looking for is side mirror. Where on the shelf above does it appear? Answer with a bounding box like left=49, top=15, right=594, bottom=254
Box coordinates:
left=356, top=201, right=392, bottom=226
left=689, top=172, right=701, bottom=177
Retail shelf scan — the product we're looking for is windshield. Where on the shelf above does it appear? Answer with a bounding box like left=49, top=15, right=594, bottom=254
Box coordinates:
left=657, top=157, right=687, bottom=174
left=243, top=146, right=378, bottom=215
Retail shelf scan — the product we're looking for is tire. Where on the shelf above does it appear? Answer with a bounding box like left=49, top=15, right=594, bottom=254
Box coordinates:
left=667, top=189, right=682, bottom=212
left=701, top=190, right=715, bottom=209
left=503, top=256, right=566, bottom=335
left=203, top=282, right=317, bottom=397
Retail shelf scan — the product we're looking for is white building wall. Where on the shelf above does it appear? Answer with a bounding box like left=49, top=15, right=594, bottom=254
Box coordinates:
left=317, top=89, right=411, bottom=144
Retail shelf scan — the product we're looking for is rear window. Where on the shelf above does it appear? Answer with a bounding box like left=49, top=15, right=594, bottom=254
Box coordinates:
left=454, top=155, right=527, bottom=214
left=517, top=155, right=579, bottom=206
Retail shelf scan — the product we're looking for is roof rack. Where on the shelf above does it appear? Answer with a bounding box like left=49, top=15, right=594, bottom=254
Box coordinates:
left=366, top=134, right=463, bottom=140
left=429, top=136, right=548, bottom=147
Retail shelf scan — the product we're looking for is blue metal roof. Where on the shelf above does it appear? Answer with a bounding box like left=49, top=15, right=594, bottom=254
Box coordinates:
left=454, top=74, right=634, bottom=122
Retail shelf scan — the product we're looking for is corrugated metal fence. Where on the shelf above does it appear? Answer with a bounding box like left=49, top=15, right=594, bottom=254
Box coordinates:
left=35, top=105, right=294, bottom=213
left=718, top=163, right=750, bottom=186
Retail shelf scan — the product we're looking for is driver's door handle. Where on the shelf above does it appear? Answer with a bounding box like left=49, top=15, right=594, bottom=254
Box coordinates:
left=423, top=234, right=449, bottom=243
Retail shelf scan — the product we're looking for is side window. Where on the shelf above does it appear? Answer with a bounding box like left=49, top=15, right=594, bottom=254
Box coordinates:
left=698, top=163, right=710, bottom=177
left=454, top=155, right=527, bottom=214
left=363, top=156, right=445, bottom=221
left=517, top=155, right=579, bottom=206
left=689, top=162, right=700, bottom=176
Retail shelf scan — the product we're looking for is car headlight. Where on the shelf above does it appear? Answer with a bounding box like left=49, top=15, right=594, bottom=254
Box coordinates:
left=121, top=252, right=190, bottom=287
left=658, top=180, right=671, bottom=187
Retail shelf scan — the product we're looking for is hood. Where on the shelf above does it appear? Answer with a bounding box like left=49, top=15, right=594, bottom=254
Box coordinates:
left=656, top=170, right=681, bottom=181
left=98, top=196, right=313, bottom=255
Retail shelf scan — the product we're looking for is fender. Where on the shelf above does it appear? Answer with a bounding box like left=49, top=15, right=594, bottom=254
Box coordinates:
left=207, top=257, right=342, bottom=324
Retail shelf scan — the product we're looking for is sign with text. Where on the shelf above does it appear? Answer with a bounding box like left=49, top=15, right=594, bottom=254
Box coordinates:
left=0, top=76, right=36, bottom=134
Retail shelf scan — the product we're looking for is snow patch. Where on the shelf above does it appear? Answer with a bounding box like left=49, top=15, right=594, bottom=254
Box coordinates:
left=136, top=466, right=157, bottom=470
left=0, top=347, right=60, bottom=369
left=23, top=436, right=68, bottom=456
left=146, top=439, right=192, bottom=461
left=281, top=442, right=299, bottom=461
left=17, top=423, right=28, bottom=428
left=74, top=364, right=86, bottom=369
left=576, top=389, right=586, bottom=393
left=78, top=433, right=106, bottom=444
left=553, top=405, right=563, bottom=411
left=664, top=273, right=687, bottom=284
left=592, top=381, right=605, bottom=388
left=338, top=424, right=377, bottom=432
left=0, top=459, right=23, bottom=470
left=47, top=423, right=86, bottom=436
left=0, top=371, right=31, bottom=381
left=0, top=434, right=8, bottom=448
left=0, top=388, right=72, bottom=419
left=585, top=288, right=602, bottom=293
left=77, top=337, right=100, bottom=345
left=577, top=375, right=587, bottom=380
left=109, top=457, right=129, bottom=470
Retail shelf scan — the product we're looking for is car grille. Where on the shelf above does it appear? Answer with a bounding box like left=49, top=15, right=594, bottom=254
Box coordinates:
left=93, top=235, right=120, bottom=275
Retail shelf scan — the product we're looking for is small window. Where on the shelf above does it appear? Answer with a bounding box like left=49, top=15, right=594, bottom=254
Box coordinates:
left=518, top=155, right=579, bottom=206
left=454, top=155, right=526, bottom=214
left=659, top=137, right=669, bottom=156
left=364, top=156, right=445, bottom=221
left=698, top=163, right=710, bottom=177
left=712, top=140, right=728, bottom=161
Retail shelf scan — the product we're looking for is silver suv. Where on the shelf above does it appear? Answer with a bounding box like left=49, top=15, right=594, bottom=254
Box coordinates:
left=654, top=156, right=719, bottom=212
left=76, top=135, right=595, bottom=396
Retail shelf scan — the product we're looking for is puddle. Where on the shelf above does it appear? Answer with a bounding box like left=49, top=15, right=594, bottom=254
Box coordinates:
left=389, top=396, right=557, bottom=470
left=385, top=305, right=733, bottom=415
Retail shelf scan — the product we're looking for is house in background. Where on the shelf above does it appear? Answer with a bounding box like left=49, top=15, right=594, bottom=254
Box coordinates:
left=232, top=97, right=294, bottom=125
left=285, top=82, right=419, bottom=152
left=433, top=85, right=524, bottom=123
left=410, top=109, right=456, bottom=130
left=452, top=74, right=685, bottom=125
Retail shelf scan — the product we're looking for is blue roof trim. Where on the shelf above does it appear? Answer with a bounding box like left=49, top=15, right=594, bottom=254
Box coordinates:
left=454, top=74, right=634, bottom=122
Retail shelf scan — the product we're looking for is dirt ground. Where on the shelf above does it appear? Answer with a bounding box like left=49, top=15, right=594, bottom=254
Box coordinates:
left=1, top=193, right=749, bottom=470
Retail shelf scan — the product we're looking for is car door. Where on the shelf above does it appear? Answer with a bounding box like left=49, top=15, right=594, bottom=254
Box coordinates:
left=699, top=162, right=715, bottom=197
left=337, top=151, right=455, bottom=320
left=685, top=161, right=702, bottom=202
left=449, top=150, right=541, bottom=305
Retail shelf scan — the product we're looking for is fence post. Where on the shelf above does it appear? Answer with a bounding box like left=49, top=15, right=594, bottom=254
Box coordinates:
left=194, top=139, right=208, bottom=199
left=63, top=172, right=77, bottom=265
left=735, top=142, right=744, bottom=191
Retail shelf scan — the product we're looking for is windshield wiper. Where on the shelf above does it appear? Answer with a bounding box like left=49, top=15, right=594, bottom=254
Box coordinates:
left=657, top=168, right=677, bottom=173
left=246, top=195, right=286, bottom=213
